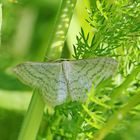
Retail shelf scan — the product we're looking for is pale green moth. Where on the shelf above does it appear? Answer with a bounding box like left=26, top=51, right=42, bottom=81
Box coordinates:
left=14, top=57, right=117, bottom=107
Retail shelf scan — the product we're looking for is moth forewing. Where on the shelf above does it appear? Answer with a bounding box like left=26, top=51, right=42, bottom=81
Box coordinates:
left=14, top=57, right=118, bottom=107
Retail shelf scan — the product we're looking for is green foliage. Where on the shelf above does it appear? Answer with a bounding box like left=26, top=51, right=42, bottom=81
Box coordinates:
left=74, top=0, right=140, bottom=60
left=1, top=0, right=140, bottom=140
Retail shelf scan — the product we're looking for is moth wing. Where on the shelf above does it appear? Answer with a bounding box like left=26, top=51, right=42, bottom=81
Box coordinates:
left=14, top=62, right=67, bottom=106
left=66, top=57, right=117, bottom=102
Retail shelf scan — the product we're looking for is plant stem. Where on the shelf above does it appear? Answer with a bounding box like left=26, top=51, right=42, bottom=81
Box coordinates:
left=18, top=0, right=77, bottom=140
left=18, top=91, right=45, bottom=140
left=45, top=0, right=77, bottom=60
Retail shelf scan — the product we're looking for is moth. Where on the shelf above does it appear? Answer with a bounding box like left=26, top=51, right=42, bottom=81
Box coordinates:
left=14, top=57, right=117, bottom=107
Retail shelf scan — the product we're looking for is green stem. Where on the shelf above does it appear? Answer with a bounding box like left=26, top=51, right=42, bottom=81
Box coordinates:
left=45, top=0, right=77, bottom=60
left=18, top=91, right=45, bottom=140
left=18, top=0, right=77, bottom=140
